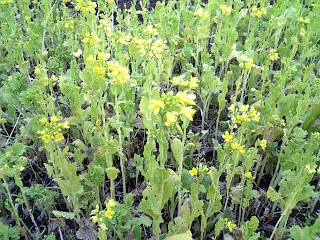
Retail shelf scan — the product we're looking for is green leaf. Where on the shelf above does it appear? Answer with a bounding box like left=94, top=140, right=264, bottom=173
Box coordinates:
left=171, top=138, right=183, bottom=163
left=164, top=230, right=192, bottom=240
left=52, top=210, right=75, bottom=220
left=106, top=167, right=119, bottom=181
left=302, top=101, right=320, bottom=131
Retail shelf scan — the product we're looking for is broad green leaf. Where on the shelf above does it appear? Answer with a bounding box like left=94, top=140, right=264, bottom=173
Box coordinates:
left=165, top=230, right=192, bottom=240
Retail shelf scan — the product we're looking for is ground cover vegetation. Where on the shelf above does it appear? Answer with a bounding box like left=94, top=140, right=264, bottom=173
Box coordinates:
left=0, top=0, right=320, bottom=239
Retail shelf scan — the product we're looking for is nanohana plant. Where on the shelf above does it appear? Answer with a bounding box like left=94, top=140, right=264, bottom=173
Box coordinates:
left=0, top=0, right=319, bottom=239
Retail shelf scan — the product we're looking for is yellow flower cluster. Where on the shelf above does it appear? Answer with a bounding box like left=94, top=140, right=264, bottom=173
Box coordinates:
left=251, top=6, right=267, bottom=18
left=82, top=32, right=100, bottom=45
left=106, top=61, right=130, bottom=85
left=42, top=75, right=57, bottom=87
left=144, top=25, right=159, bottom=36
left=75, top=0, right=97, bottom=14
left=239, top=55, right=254, bottom=69
left=231, top=142, right=246, bottom=153
left=298, top=17, right=310, bottom=24
left=93, top=66, right=106, bottom=78
left=149, top=39, right=167, bottom=59
left=220, top=5, right=232, bottom=15
left=132, top=37, right=152, bottom=56
left=37, top=116, right=69, bottom=144
left=65, top=20, right=75, bottom=29
left=171, top=76, right=199, bottom=89
left=194, top=8, right=209, bottom=19
left=269, top=48, right=279, bottom=61
left=91, top=199, right=117, bottom=231
left=148, top=91, right=197, bottom=127
left=305, top=164, right=316, bottom=174
left=0, top=0, right=13, bottom=4
left=117, top=33, right=132, bottom=45
left=228, top=103, right=260, bottom=124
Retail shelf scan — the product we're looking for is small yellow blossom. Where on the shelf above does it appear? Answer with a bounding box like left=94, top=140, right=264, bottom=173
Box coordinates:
left=148, top=100, right=165, bottom=114
left=91, top=216, right=98, bottom=223
left=39, top=117, right=47, bottom=124
left=269, top=48, right=279, bottom=61
left=180, top=106, right=196, bottom=121
left=260, top=139, right=267, bottom=150
left=93, top=65, right=106, bottom=78
left=222, top=131, right=233, bottom=142
left=305, top=164, right=316, bottom=174
left=220, top=5, right=232, bottom=15
left=317, top=167, right=320, bottom=174
left=244, top=171, right=253, bottom=179
left=171, top=77, right=181, bottom=86
left=175, top=91, right=196, bottom=106
left=189, top=167, right=198, bottom=176
left=239, top=104, right=249, bottom=112
left=231, top=143, right=245, bottom=153
left=298, top=17, right=310, bottom=24
left=55, top=133, right=64, bottom=142
left=165, top=112, right=178, bottom=126
left=106, top=199, right=117, bottom=208
left=51, top=116, right=59, bottom=123
left=189, top=77, right=199, bottom=89
left=105, top=207, right=115, bottom=219
left=224, top=218, right=236, bottom=232
left=42, top=135, right=51, bottom=144
left=228, top=104, right=235, bottom=112
left=194, top=8, right=209, bottom=19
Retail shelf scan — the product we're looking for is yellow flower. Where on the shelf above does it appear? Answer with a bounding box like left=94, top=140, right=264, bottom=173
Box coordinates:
left=39, top=117, right=47, bottom=124
left=260, top=139, right=267, bottom=150
left=106, top=199, right=117, bottom=208
left=165, top=112, right=178, bottom=126
left=245, top=59, right=254, bottom=69
left=239, top=104, right=249, bottom=112
left=105, top=207, right=115, bottom=219
left=281, top=119, right=286, bottom=127
left=189, top=77, right=199, bottom=89
left=93, top=65, right=106, bottom=78
left=236, top=113, right=249, bottom=123
left=51, top=116, right=59, bottom=122
left=228, top=104, right=235, bottom=112
left=317, top=167, right=320, bottom=174
left=148, top=100, right=165, bottom=114
left=305, top=164, right=316, bottom=174
left=189, top=167, right=198, bottom=176
left=35, top=66, right=42, bottom=75
left=180, top=106, right=196, bottom=121
left=222, top=131, right=233, bottom=142
left=231, top=143, right=245, bottom=153
left=61, top=121, right=70, bottom=129
left=244, top=171, right=253, bottom=179
left=269, top=49, right=279, bottom=61
left=55, top=133, right=64, bottom=142
left=220, top=5, right=232, bottom=15
left=298, top=17, right=310, bottom=24
left=194, top=8, right=209, bottom=20
left=42, top=135, right=51, bottom=143
left=175, top=91, right=196, bottom=106
left=91, top=216, right=98, bottom=223
left=97, top=52, right=110, bottom=61
left=225, top=219, right=236, bottom=232
left=171, top=77, right=181, bottom=85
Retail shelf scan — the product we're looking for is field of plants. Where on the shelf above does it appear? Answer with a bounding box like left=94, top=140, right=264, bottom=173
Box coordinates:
left=0, top=0, right=320, bottom=239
